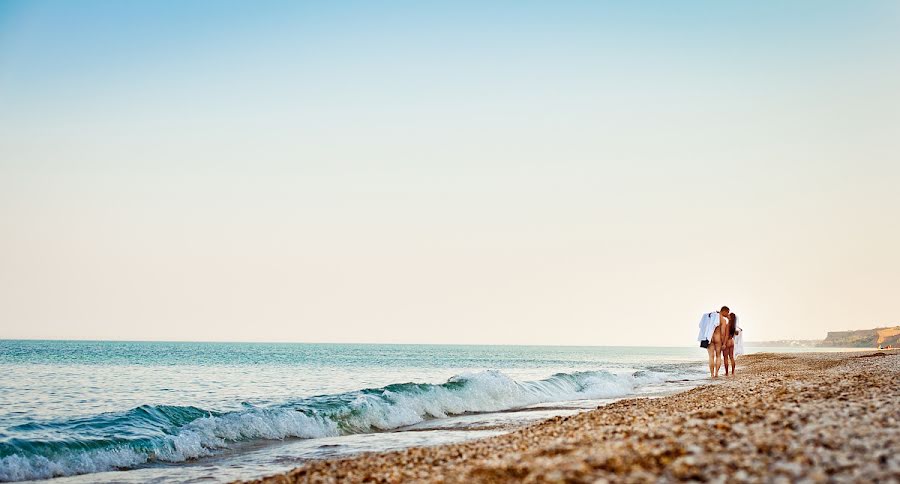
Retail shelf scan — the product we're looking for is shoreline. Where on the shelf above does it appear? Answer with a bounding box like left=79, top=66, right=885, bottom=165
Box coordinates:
left=242, top=351, right=899, bottom=483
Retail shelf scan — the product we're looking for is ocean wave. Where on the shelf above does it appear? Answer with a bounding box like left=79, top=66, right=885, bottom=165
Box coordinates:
left=0, top=368, right=676, bottom=481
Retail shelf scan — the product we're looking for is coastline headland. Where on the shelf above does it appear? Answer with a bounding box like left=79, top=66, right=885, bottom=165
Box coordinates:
left=749, top=325, right=900, bottom=348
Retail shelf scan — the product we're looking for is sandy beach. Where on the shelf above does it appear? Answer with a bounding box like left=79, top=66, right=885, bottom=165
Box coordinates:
left=243, top=351, right=899, bottom=483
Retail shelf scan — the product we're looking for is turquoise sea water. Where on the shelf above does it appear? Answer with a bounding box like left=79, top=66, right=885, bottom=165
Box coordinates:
left=0, top=341, right=828, bottom=483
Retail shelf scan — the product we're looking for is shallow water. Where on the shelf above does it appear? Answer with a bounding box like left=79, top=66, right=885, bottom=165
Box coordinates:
left=0, top=341, right=833, bottom=483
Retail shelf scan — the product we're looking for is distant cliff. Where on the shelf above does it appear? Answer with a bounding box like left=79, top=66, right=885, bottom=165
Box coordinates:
left=820, top=326, right=900, bottom=348
left=747, top=325, right=900, bottom=348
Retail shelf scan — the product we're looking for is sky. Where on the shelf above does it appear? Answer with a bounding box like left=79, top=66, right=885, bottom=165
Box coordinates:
left=1, top=1, right=898, bottom=346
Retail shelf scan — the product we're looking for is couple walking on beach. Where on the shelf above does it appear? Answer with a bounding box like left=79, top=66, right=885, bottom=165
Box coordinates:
left=698, top=306, right=743, bottom=377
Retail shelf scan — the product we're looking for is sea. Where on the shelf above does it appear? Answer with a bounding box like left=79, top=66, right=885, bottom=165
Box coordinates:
left=0, top=340, right=847, bottom=483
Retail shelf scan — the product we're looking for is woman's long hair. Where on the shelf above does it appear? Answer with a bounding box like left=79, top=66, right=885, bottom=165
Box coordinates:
left=728, top=313, right=738, bottom=338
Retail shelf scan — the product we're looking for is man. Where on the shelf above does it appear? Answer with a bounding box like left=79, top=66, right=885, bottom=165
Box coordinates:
left=697, top=306, right=730, bottom=377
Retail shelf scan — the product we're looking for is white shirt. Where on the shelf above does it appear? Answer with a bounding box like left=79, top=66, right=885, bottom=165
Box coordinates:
left=734, top=325, right=745, bottom=355
left=697, top=311, right=719, bottom=342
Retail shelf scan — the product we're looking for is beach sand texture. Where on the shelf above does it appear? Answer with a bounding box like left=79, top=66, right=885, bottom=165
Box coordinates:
left=243, top=351, right=899, bottom=483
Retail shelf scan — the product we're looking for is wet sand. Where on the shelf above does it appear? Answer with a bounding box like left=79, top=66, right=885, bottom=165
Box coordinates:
left=242, top=351, right=899, bottom=483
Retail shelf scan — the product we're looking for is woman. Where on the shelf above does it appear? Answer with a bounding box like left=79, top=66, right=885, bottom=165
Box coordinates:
left=722, top=313, right=739, bottom=375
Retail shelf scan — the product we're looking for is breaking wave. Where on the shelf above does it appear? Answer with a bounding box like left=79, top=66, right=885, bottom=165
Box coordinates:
left=0, top=369, right=673, bottom=481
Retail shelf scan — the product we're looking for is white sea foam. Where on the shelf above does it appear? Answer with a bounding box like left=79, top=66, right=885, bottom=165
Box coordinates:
left=0, top=448, right=147, bottom=482
left=0, top=368, right=683, bottom=482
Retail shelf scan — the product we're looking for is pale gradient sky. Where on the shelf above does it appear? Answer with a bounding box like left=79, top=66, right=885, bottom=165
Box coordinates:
left=1, top=1, right=898, bottom=345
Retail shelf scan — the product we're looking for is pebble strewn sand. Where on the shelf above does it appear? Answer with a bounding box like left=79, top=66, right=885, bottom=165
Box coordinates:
left=242, top=352, right=900, bottom=483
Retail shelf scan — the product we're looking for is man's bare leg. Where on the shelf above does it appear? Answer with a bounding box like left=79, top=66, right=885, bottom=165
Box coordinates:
left=714, top=344, right=722, bottom=377
left=707, top=345, right=716, bottom=377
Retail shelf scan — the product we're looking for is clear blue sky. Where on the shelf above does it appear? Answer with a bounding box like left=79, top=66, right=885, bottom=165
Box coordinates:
left=1, top=1, right=898, bottom=344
